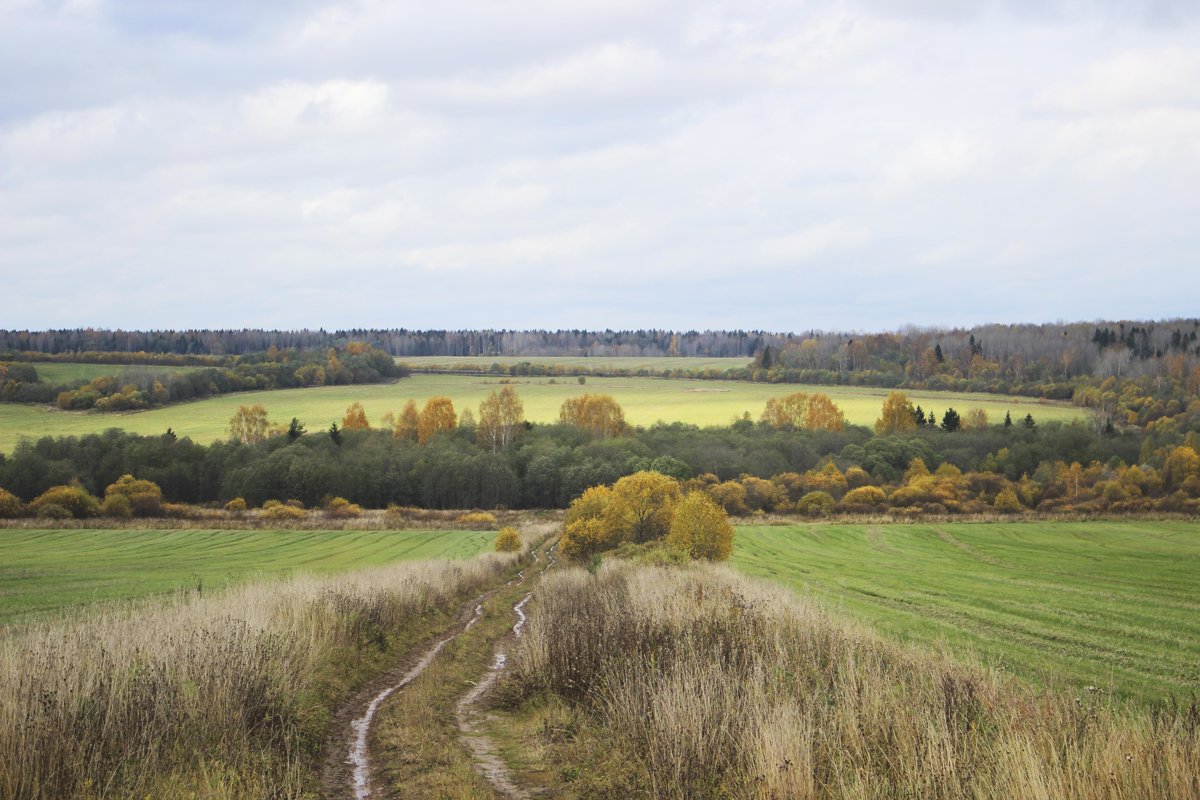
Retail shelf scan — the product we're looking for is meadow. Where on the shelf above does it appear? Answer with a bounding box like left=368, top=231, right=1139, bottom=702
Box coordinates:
left=731, top=520, right=1200, bottom=703
left=26, top=362, right=195, bottom=385
left=0, top=370, right=1084, bottom=452
left=0, top=527, right=494, bottom=624
left=398, top=355, right=753, bottom=371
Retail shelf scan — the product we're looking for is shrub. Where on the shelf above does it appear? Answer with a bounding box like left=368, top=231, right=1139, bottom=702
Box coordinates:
left=103, top=474, right=164, bottom=516
left=840, top=485, right=888, bottom=512
left=495, top=526, right=522, bottom=552
left=261, top=503, right=307, bottom=521
left=327, top=497, right=364, bottom=519
left=29, top=484, right=100, bottom=519
left=993, top=488, right=1024, bottom=513
left=36, top=503, right=72, bottom=520
left=100, top=493, right=134, bottom=518
left=0, top=487, right=22, bottom=518
left=795, top=490, right=835, bottom=517
left=224, top=497, right=247, bottom=513
left=457, top=511, right=498, bottom=529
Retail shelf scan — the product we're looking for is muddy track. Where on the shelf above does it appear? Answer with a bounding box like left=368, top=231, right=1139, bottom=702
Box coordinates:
left=319, top=588, right=494, bottom=800
left=456, top=543, right=557, bottom=799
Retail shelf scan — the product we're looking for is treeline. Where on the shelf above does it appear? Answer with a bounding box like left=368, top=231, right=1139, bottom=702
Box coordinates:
left=1, top=344, right=404, bottom=411
left=2, top=401, right=1197, bottom=515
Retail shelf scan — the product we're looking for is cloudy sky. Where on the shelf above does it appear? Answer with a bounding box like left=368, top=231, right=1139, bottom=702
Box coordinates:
left=1, top=0, right=1198, bottom=332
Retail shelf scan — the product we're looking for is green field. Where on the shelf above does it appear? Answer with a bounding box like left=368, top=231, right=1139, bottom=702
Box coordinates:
left=24, top=362, right=195, bottom=385
left=0, top=528, right=494, bottom=623
left=732, top=521, right=1200, bottom=703
left=399, top=355, right=752, bottom=371
left=0, top=373, right=1084, bottom=452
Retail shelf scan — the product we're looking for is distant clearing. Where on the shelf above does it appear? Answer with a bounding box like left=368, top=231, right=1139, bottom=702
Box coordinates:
left=21, top=362, right=195, bottom=384
left=398, top=355, right=752, bottom=371
left=732, top=521, right=1200, bottom=703
left=0, top=372, right=1084, bottom=452
left=0, top=527, right=493, bottom=623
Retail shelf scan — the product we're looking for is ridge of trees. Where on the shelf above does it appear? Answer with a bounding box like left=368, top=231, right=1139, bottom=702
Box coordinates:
left=0, top=344, right=404, bottom=411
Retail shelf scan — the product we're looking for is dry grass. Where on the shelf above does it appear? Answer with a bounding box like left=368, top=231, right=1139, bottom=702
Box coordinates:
left=0, top=547, right=531, bottom=800
left=511, top=563, right=1200, bottom=799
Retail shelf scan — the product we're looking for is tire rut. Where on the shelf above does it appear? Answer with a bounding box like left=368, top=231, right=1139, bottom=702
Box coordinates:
left=456, top=543, right=557, bottom=799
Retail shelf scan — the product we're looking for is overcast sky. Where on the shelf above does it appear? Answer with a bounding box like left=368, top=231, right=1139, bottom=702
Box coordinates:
left=1, top=0, right=1198, bottom=333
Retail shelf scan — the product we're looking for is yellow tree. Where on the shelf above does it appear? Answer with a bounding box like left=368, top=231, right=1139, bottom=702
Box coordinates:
left=605, top=471, right=681, bottom=543
left=560, top=485, right=622, bottom=561
left=667, top=491, right=733, bottom=560
left=805, top=393, right=846, bottom=431
left=560, top=394, right=626, bottom=438
left=394, top=400, right=420, bottom=441
left=875, top=391, right=917, bottom=434
left=228, top=404, right=270, bottom=444
left=761, top=392, right=809, bottom=430
left=342, top=401, right=370, bottom=430
left=478, top=386, right=524, bottom=452
left=963, top=408, right=989, bottom=431
left=418, top=397, right=457, bottom=444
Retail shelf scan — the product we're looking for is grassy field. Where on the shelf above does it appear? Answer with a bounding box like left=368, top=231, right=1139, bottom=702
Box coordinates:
left=731, top=521, right=1200, bottom=703
left=0, top=373, right=1084, bottom=452
left=24, top=362, right=195, bottom=385
left=0, top=527, right=494, bottom=623
left=398, top=355, right=752, bottom=371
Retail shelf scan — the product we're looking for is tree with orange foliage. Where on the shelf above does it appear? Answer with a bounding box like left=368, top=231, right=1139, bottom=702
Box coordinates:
left=342, top=401, right=369, bottom=430
left=761, top=392, right=808, bottom=430
left=418, top=397, right=456, bottom=444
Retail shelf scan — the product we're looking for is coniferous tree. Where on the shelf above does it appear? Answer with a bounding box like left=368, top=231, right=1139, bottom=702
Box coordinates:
left=941, top=408, right=961, bottom=432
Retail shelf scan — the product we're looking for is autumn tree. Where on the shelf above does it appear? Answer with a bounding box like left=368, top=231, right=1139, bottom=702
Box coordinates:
left=342, top=401, right=370, bottom=430
left=963, top=408, right=989, bottom=431
left=667, top=491, right=733, bottom=560
left=605, top=471, right=681, bottom=543
left=560, top=394, right=626, bottom=438
left=478, top=386, right=524, bottom=452
left=418, top=397, right=457, bottom=444
left=805, top=393, right=846, bottom=431
left=394, top=400, right=420, bottom=441
left=761, top=393, right=808, bottom=430
left=560, top=485, right=621, bottom=561
left=875, top=392, right=917, bottom=434
left=229, top=404, right=270, bottom=444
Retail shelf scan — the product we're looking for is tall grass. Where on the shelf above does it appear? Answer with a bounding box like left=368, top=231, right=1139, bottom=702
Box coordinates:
left=514, top=563, right=1200, bottom=799
left=0, top=547, right=529, bottom=800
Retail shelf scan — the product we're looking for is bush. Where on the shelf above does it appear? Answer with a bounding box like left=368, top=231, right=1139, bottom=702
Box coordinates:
left=261, top=503, right=307, bottom=521
left=457, top=511, right=498, bottom=529
left=100, top=494, right=134, bottom=518
left=0, top=487, right=22, bottom=518
left=993, top=488, right=1024, bottom=513
left=495, top=526, right=522, bottom=552
left=327, top=496, right=364, bottom=519
left=36, top=503, right=72, bottom=520
left=667, top=492, right=733, bottom=561
left=795, top=490, right=835, bottom=517
left=839, top=485, right=888, bottom=512
left=224, top=497, right=247, bottom=513
left=29, top=484, right=100, bottom=519
left=103, top=474, right=163, bottom=516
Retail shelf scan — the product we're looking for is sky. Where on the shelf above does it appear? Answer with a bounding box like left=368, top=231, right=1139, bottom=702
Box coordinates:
left=1, top=0, right=1198, bottom=333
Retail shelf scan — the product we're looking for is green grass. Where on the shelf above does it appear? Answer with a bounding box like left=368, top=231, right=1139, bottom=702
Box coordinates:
left=0, top=527, right=494, bottom=624
left=25, top=362, right=195, bottom=385
left=731, top=521, right=1200, bottom=703
left=0, top=373, right=1084, bottom=452
left=399, top=355, right=752, bottom=371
